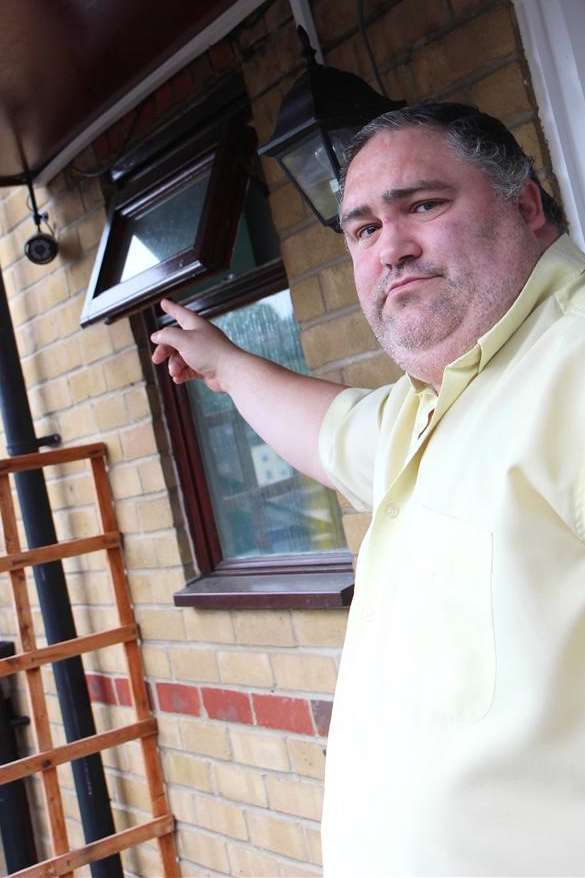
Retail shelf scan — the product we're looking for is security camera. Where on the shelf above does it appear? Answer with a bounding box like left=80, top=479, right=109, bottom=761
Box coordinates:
left=25, top=231, right=59, bottom=265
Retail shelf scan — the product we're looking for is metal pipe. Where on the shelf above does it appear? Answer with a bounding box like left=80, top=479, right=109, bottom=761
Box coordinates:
left=0, top=641, right=38, bottom=872
left=0, top=269, right=122, bottom=877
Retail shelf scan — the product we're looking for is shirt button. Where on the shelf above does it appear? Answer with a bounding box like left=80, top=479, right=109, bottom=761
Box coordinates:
left=384, top=502, right=399, bottom=518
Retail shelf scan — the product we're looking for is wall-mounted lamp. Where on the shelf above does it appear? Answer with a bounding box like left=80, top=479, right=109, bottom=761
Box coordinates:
left=259, top=27, right=405, bottom=231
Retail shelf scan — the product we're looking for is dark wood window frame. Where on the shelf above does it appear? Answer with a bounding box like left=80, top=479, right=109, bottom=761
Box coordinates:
left=80, top=117, right=256, bottom=327
left=147, top=259, right=354, bottom=610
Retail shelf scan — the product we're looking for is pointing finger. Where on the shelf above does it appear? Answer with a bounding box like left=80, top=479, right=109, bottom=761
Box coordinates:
left=159, top=298, right=201, bottom=330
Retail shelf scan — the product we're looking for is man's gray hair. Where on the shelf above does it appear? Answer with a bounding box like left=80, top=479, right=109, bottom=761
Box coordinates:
left=339, top=102, right=567, bottom=232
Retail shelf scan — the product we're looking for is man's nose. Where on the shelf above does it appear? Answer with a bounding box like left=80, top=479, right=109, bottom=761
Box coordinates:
left=378, top=221, right=422, bottom=270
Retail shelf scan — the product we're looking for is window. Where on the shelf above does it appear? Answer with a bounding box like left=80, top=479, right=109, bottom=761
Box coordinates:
left=150, top=173, right=353, bottom=609
left=81, top=116, right=256, bottom=326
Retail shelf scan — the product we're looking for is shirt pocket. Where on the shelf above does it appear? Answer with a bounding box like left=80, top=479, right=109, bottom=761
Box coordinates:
left=378, top=502, right=496, bottom=725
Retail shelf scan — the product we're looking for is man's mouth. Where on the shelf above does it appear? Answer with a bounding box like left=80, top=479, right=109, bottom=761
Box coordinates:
left=388, top=274, right=440, bottom=295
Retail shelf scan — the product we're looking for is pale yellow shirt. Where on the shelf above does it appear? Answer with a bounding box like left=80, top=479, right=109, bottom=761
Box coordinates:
left=319, top=235, right=585, bottom=876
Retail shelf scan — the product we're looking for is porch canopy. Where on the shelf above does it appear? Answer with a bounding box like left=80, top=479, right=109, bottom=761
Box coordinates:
left=0, top=0, right=262, bottom=186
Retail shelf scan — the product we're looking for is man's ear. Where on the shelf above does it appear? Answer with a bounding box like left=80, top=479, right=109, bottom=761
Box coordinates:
left=517, top=178, right=547, bottom=231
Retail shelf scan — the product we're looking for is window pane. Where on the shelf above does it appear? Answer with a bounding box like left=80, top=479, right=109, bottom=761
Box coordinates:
left=117, top=170, right=210, bottom=284
left=185, top=290, right=347, bottom=560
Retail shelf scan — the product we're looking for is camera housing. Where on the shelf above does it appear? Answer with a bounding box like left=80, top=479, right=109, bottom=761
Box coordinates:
left=24, top=232, right=59, bottom=265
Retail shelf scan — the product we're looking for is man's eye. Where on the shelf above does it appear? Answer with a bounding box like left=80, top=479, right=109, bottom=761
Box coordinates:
left=412, top=199, right=445, bottom=213
left=356, top=224, right=378, bottom=240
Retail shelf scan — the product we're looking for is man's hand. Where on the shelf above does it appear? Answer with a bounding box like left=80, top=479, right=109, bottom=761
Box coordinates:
left=150, top=296, right=344, bottom=487
left=151, top=298, right=239, bottom=392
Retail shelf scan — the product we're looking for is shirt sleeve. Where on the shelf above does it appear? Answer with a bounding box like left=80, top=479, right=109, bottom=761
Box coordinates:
left=318, top=385, right=392, bottom=512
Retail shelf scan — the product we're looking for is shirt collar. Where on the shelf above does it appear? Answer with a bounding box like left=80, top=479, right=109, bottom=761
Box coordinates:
left=407, top=234, right=585, bottom=398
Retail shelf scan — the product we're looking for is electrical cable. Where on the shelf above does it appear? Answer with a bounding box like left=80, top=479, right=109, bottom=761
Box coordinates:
left=356, top=0, right=388, bottom=96
left=69, top=96, right=151, bottom=179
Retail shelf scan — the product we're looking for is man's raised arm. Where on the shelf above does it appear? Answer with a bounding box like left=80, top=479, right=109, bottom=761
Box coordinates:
left=150, top=299, right=346, bottom=488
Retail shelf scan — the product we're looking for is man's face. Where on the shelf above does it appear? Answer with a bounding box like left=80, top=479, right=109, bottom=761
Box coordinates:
left=340, top=127, right=544, bottom=386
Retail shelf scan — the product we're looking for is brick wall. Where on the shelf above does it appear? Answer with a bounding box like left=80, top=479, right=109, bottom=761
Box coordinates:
left=0, top=0, right=559, bottom=875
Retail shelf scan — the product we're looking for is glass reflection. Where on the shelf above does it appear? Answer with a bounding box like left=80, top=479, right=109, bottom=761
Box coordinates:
left=186, top=290, right=346, bottom=559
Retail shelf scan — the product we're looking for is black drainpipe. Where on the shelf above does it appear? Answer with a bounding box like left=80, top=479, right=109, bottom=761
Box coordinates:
left=0, top=269, right=123, bottom=877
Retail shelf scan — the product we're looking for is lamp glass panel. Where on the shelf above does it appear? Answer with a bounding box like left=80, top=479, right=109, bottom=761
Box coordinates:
left=280, top=130, right=339, bottom=221
left=330, top=127, right=356, bottom=167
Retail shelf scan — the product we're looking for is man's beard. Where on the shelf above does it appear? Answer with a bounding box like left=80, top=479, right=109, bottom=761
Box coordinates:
left=367, top=262, right=467, bottom=361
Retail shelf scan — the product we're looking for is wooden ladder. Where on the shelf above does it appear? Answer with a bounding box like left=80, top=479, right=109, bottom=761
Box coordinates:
left=0, top=442, right=180, bottom=877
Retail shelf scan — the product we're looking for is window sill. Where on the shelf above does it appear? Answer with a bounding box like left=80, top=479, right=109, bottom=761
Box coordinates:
left=173, top=570, right=354, bottom=610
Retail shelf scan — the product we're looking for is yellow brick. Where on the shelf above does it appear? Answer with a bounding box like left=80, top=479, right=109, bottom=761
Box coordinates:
left=115, top=498, right=140, bottom=533
left=163, top=751, right=214, bottom=792
left=103, top=349, right=143, bottom=390
left=265, top=776, right=323, bottom=821
left=513, top=121, right=545, bottom=171
left=305, top=825, right=323, bottom=866
left=135, top=607, right=186, bottom=641
left=121, top=534, right=157, bottom=568
left=57, top=401, right=97, bottom=441
left=180, top=718, right=232, bottom=759
left=470, top=63, right=532, bottom=122
left=281, top=222, right=346, bottom=278
left=78, top=209, right=106, bottom=251
left=215, top=763, right=268, bottom=807
left=271, top=653, right=338, bottom=694
left=230, top=728, right=289, bottom=771
left=319, top=261, right=356, bottom=311
left=156, top=714, right=182, bottom=748
left=290, top=276, right=324, bottom=323
left=414, top=6, right=517, bottom=95
left=0, top=231, right=21, bottom=267
left=170, top=646, right=220, bottom=683
left=369, top=0, right=449, bottom=65
left=38, top=268, right=70, bottom=310
left=109, top=463, right=142, bottom=499
left=301, top=311, right=377, bottom=369
left=109, top=318, right=134, bottom=351
left=247, top=812, right=306, bottom=860
left=218, top=650, right=274, bottom=688
left=269, top=183, right=306, bottom=231
left=152, top=532, right=184, bottom=566
left=41, top=376, right=71, bottom=413
left=233, top=611, right=295, bottom=647
left=4, top=189, right=29, bottom=229
left=66, top=252, right=95, bottom=294
left=54, top=188, right=85, bottom=228
left=141, top=644, right=172, bottom=678
left=109, top=774, right=150, bottom=811
left=342, top=511, right=372, bottom=555
left=291, top=609, right=348, bottom=646
left=81, top=323, right=115, bottom=364
left=124, top=386, right=150, bottom=421
left=120, top=422, right=158, bottom=460
left=183, top=609, right=235, bottom=644
left=68, top=365, right=107, bottom=402
left=286, top=739, right=326, bottom=780
left=178, top=828, right=229, bottom=873
left=227, top=843, right=286, bottom=877
left=194, top=794, right=248, bottom=840
left=138, top=458, right=168, bottom=492
left=93, top=395, right=128, bottom=431
left=139, top=495, right=174, bottom=531
left=342, top=351, right=403, bottom=388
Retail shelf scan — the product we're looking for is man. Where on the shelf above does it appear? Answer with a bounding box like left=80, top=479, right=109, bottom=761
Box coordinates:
left=151, top=103, right=585, bottom=875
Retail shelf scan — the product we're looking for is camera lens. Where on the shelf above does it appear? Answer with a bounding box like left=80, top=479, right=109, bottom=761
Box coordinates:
left=25, top=233, right=59, bottom=265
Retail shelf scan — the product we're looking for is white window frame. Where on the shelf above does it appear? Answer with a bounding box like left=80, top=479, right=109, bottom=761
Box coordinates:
left=513, top=0, right=585, bottom=249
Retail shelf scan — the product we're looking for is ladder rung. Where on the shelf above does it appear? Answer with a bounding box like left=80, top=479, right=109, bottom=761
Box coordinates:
left=0, top=442, right=107, bottom=475
left=9, top=814, right=174, bottom=878
left=0, top=624, right=138, bottom=677
left=0, top=717, right=157, bottom=785
left=0, top=531, right=121, bottom=572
